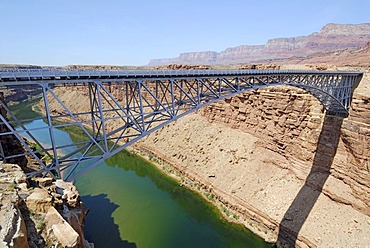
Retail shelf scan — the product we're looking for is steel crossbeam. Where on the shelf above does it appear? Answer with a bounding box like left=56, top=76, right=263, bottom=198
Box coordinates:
left=0, top=69, right=363, bottom=181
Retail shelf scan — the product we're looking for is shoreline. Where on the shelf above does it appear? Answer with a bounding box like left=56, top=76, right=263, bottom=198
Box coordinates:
left=127, top=144, right=281, bottom=245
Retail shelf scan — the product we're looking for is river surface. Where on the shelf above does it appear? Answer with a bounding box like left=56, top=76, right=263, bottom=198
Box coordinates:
left=13, top=102, right=272, bottom=248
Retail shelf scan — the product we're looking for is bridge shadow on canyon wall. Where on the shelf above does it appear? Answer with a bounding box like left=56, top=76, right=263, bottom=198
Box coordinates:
left=276, top=113, right=344, bottom=247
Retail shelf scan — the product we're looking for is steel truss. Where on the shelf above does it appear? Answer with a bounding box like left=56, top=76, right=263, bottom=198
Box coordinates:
left=0, top=69, right=363, bottom=181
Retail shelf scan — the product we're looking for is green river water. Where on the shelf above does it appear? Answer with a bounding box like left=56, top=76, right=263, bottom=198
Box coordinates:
left=11, top=99, right=273, bottom=248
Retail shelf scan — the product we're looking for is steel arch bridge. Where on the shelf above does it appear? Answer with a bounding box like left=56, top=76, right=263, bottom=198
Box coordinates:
left=0, top=69, right=363, bottom=181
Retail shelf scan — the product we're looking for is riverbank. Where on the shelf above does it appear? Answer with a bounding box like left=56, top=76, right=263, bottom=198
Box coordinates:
left=134, top=110, right=370, bottom=247
left=127, top=144, right=278, bottom=243
left=134, top=107, right=370, bottom=247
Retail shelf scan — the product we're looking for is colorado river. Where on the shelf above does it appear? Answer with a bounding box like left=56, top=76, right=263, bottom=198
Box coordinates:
left=12, top=100, right=272, bottom=248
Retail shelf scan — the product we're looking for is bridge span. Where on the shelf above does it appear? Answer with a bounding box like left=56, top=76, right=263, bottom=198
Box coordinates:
left=0, top=69, right=363, bottom=180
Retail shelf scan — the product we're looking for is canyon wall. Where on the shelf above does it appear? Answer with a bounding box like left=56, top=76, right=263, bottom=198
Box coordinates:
left=197, top=77, right=370, bottom=216
left=148, top=23, right=370, bottom=65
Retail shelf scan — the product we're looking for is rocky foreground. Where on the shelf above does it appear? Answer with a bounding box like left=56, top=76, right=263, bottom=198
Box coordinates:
left=0, top=163, right=92, bottom=248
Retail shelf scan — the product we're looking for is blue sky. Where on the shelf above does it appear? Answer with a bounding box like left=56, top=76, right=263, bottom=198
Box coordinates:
left=0, top=0, right=369, bottom=66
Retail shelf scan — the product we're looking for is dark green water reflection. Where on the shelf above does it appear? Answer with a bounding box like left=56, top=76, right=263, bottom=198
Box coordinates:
left=76, top=151, right=272, bottom=248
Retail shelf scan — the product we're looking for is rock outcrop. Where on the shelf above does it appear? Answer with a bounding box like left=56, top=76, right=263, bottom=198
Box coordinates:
left=154, top=64, right=210, bottom=70
left=197, top=70, right=370, bottom=216
left=150, top=51, right=218, bottom=66
left=277, top=41, right=370, bottom=67
left=148, top=23, right=370, bottom=65
left=0, top=163, right=28, bottom=248
left=0, top=163, right=93, bottom=247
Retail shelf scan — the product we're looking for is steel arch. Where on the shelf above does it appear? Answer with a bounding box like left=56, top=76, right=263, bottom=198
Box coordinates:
left=0, top=69, right=363, bottom=180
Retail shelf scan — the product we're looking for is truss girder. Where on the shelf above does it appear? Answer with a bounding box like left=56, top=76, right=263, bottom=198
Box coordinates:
left=0, top=69, right=363, bottom=180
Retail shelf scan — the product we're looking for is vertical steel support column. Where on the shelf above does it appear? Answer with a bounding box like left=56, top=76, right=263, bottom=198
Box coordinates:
left=343, top=76, right=349, bottom=109
left=137, top=80, right=146, bottom=132
left=170, top=79, right=176, bottom=117
left=95, top=81, right=108, bottom=152
left=339, top=76, right=346, bottom=106
left=218, top=78, right=222, bottom=97
left=337, top=76, right=347, bottom=103
left=196, top=79, right=201, bottom=104
left=125, top=81, right=130, bottom=125
left=235, top=77, right=240, bottom=91
left=42, top=84, right=61, bottom=178
left=179, top=79, right=183, bottom=105
left=88, top=83, right=97, bottom=139
left=328, top=75, right=335, bottom=95
left=155, top=80, right=159, bottom=112
left=345, top=76, right=354, bottom=110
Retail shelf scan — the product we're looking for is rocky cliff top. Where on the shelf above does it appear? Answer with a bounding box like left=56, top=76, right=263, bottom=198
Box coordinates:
left=272, top=41, right=370, bottom=68
left=148, top=23, right=370, bottom=66
left=0, top=163, right=93, bottom=248
left=319, top=23, right=370, bottom=36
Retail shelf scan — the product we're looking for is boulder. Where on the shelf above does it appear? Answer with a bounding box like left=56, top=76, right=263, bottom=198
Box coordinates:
left=62, top=203, right=89, bottom=244
left=35, top=177, right=53, bottom=188
left=52, top=224, right=80, bottom=248
left=54, top=180, right=80, bottom=208
left=26, top=188, right=52, bottom=213
left=45, top=206, right=81, bottom=248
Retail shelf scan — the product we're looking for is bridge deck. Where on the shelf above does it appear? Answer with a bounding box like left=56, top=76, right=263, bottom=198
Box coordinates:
left=0, top=68, right=363, bottom=85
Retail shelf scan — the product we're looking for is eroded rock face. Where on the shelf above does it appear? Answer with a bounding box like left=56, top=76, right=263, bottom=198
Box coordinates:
left=54, top=179, right=80, bottom=208
left=0, top=163, right=93, bottom=248
left=154, top=64, right=210, bottom=70
left=200, top=81, right=370, bottom=216
left=26, top=188, right=53, bottom=213
left=36, top=180, right=91, bottom=248
left=45, top=207, right=81, bottom=248
left=0, top=163, right=29, bottom=248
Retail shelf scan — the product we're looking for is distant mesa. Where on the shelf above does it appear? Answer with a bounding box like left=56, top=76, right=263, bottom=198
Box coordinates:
left=148, top=23, right=370, bottom=66
left=154, top=64, right=210, bottom=70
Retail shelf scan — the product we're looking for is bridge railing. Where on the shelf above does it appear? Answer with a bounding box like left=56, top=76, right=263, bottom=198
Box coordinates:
left=0, top=68, right=363, bottom=84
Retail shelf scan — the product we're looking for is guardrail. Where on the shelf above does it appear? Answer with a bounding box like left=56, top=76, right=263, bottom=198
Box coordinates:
left=0, top=68, right=363, bottom=84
